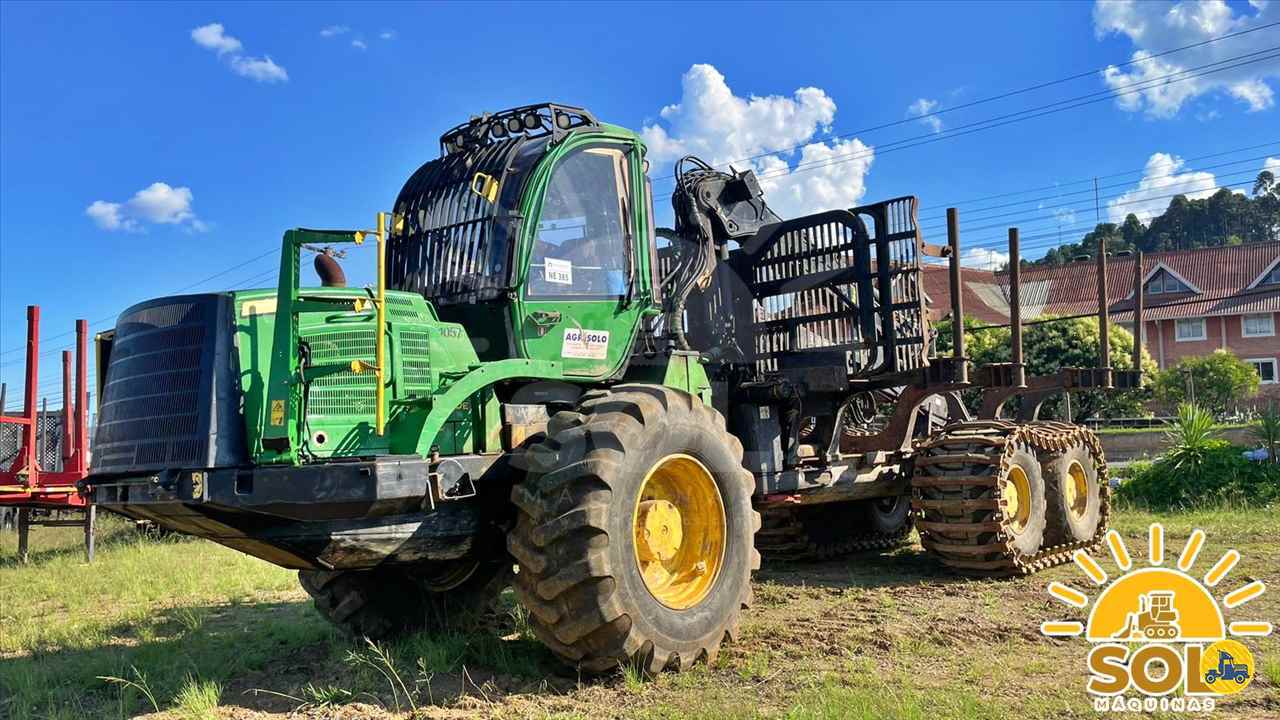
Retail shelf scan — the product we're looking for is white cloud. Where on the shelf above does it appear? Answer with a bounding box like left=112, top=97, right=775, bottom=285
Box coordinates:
left=962, top=247, right=1009, bottom=269
left=190, top=23, right=242, bottom=55
left=191, top=22, right=288, bottom=84
left=319, top=25, right=350, bottom=37
left=229, top=55, right=288, bottom=83
left=351, top=39, right=367, bottom=50
left=1107, top=152, right=1219, bottom=223
left=86, top=182, right=206, bottom=233
left=641, top=64, right=873, bottom=219
left=906, top=97, right=943, bottom=133
left=85, top=201, right=134, bottom=232
left=379, top=30, right=396, bottom=40
left=1264, top=156, right=1280, bottom=176
left=1092, top=0, right=1279, bottom=117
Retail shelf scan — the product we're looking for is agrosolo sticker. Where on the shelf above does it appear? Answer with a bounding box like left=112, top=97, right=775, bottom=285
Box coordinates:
left=1039, top=523, right=1271, bottom=713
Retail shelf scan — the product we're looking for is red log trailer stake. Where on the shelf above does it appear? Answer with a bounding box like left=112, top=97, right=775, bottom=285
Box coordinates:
left=0, top=306, right=95, bottom=561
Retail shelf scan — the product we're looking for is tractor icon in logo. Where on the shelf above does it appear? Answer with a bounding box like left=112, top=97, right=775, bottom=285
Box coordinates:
left=1204, top=649, right=1250, bottom=685
left=1113, top=591, right=1180, bottom=640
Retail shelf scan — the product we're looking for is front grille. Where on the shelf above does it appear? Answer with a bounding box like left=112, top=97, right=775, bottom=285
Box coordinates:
left=304, top=329, right=378, bottom=419
left=91, top=294, right=245, bottom=474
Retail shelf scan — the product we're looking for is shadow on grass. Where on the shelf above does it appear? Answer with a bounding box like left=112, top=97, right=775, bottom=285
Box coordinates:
left=757, top=542, right=972, bottom=590
left=0, top=595, right=563, bottom=720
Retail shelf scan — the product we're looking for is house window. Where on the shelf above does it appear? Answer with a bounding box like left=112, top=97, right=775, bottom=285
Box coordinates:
left=1261, top=265, right=1280, bottom=286
left=1243, top=313, right=1275, bottom=337
left=1248, top=358, right=1277, bottom=384
left=1174, top=318, right=1206, bottom=341
left=1145, top=270, right=1189, bottom=295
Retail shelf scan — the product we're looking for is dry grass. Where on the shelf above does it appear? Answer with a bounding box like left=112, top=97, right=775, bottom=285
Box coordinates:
left=1, top=508, right=1276, bottom=719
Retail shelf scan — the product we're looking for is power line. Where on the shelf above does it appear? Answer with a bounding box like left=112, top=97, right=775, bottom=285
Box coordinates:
left=917, top=150, right=1279, bottom=230
left=0, top=248, right=283, bottom=368
left=672, top=48, right=1280, bottom=195
left=918, top=141, right=1280, bottom=212
left=920, top=168, right=1268, bottom=243
left=647, top=21, right=1280, bottom=183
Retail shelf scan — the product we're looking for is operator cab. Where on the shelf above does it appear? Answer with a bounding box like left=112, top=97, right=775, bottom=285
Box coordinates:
left=388, top=104, right=657, bottom=379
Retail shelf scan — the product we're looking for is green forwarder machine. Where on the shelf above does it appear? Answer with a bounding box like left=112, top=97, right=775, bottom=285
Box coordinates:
left=87, top=103, right=1142, bottom=673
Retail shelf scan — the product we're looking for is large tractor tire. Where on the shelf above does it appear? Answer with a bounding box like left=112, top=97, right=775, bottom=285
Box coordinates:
left=300, top=557, right=512, bottom=640
left=508, top=384, right=760, bottom=674
left=912, top=420, right=1109, bottom=576
left=1041, top=438, right=1104, bottom=544
left=757, top=495, right=913, bottom=561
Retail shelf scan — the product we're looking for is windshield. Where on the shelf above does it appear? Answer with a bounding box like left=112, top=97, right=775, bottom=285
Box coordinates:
left=527, top=146, right=631, bottom=299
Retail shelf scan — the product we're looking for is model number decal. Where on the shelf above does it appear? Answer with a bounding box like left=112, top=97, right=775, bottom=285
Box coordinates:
left=544, top=257, right=573, bottom=285
left=562, top=328, right=609, bottom=360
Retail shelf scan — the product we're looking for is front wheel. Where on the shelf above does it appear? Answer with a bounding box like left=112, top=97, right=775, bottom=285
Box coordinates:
left=508, top=384, right=760, bottom=674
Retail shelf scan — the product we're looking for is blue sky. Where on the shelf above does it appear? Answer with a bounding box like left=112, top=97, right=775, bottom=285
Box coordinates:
left=2, top=0, right=1277, bottom=409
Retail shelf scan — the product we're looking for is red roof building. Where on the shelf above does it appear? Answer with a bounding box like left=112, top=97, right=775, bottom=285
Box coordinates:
left=923, top=242, right=1280, bottom=389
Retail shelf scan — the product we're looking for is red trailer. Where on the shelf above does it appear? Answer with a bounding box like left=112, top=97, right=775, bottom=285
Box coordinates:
left=0, top=306, right=94, bottom=562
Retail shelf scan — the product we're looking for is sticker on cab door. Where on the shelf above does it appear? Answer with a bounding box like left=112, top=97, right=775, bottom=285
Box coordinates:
left=544, top=257, right=573, bottom=285
left=562, top=328, right=609, bottom=360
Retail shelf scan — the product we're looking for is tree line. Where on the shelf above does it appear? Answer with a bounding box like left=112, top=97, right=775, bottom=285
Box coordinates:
left=1036, top=170, right=1280, bottom=266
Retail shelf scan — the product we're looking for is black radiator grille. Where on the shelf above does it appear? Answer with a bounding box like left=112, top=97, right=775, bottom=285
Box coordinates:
left=92, top=295, right=226, bottom=473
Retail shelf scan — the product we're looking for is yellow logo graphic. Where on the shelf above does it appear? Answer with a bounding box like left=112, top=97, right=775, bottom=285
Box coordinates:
left=1040, top=524, right=1270, bottom=709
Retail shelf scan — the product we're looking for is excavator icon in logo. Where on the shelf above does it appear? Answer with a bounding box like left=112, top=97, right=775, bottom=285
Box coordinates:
left=1039, top=524, right=1270, bottom=709
left=1113, top=591, right=1180, bottom=640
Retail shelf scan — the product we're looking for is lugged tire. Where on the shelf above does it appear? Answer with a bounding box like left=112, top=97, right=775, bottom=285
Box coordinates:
left=508, top=384, right=760, bottom=674
left=1041, top=440, right=1102, bottom=544
left=299, top=558, right=512, bottom=640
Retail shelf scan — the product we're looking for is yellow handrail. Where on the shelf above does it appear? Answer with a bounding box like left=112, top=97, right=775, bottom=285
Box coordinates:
left=375, top=211, right=387, bottom=436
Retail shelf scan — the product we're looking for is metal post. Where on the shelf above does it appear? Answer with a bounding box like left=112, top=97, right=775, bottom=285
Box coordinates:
left=75, top=320, right=89, bottom=472
left=17, top=507, right=30, bottom=564
left=21, top=306, right=39, bottom=483
left=1097, top=233, right=1112, bottom=386
left=1007, top=228, right=1025, bottom=387
left=61, top=350, right=73, bottom=468
left=375, top=211, right=387, bottom=436
left=0, top=382, right=6, bottom=415
left=84, top=504, right=96, bottom=562
left=38, top=398, right=48, bottom=470
left=947, top=209, right=966, bottom=379
left=1132, top=252, right=1144, bottom=373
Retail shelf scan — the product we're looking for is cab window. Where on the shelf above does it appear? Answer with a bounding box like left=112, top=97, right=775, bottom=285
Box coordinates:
left=528, top=146, right=631, bottom=298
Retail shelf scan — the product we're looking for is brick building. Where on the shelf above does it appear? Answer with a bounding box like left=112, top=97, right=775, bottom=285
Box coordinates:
left=923, top=242, right=1280, bottom=394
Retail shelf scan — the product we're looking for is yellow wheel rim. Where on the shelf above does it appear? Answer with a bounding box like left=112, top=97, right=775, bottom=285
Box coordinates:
left=1001, top=465, right=1032, bottom=534
left=632, top=454, right=726, bottom=610
left=1064, top=460, right=1089, bottom=521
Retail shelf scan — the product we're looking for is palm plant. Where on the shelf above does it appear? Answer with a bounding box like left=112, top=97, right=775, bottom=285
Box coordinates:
left=1250, top=406, right=1280, bottom=465
left=1164, top=403, right=1217, bottom=470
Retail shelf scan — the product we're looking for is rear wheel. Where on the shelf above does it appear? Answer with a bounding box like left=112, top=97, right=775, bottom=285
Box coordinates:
left=508, top=384, right=759, bottom=674
left=300, top=557, right=512, bottom=640
left=1042, top=442, right=1102, bottom=544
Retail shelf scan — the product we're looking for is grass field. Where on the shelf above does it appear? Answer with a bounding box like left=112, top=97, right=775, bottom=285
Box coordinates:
left=1, top=509, right=1276, bottom=719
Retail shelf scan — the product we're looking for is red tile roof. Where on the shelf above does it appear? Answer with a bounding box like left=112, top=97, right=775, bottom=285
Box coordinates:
left=923, top=242, right=1280, bottom=325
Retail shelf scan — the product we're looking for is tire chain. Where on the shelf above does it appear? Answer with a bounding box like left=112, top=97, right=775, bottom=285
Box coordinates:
left=756, top=501, right=914, bottom=561
left=911, top=419, right=1110, bottom=576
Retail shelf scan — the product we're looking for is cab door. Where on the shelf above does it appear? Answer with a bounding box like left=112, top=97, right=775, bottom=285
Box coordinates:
left=515, top=139, right=651, bottom=377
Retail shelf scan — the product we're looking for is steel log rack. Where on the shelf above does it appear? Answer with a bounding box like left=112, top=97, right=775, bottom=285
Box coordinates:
left=0, top=306, right=95, bottom=562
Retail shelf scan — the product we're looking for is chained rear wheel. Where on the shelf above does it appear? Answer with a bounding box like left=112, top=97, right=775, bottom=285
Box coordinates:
left=508, top=384, right=759, bottom=674
left=912, top=421, right=1109, bottom=576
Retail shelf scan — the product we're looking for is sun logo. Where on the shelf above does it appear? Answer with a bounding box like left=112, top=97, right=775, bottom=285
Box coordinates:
left=1039, top=524, right=1270, bottom=710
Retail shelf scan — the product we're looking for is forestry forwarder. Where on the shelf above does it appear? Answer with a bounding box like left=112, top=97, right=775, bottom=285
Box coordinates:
left=84, top=103, right=1143, bottom=673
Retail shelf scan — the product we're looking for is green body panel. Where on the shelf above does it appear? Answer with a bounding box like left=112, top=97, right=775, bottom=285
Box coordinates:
left=625, top=352, right=714, bottom=406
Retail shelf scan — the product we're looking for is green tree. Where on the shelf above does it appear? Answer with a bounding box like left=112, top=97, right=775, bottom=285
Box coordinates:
left=934, top=315, right=1156, bottom=420
left=1151, top=350, right=1261, bottom=415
